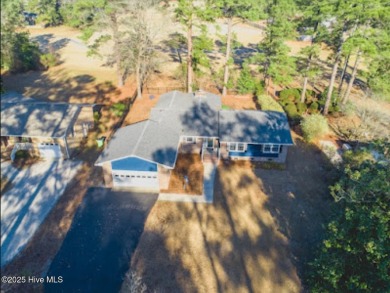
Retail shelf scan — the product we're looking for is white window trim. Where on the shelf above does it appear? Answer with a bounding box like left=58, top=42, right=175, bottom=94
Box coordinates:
left=183, top=136, right=195, bottom=143
left=263, top=144, right=280, bottom=154
left=228, top=142, right=246, bottom=152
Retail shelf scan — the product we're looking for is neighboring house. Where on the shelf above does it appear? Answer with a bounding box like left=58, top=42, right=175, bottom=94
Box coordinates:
left=95, top=91, right=293, bottom=191
left=1, top=92, right=94, bottom=160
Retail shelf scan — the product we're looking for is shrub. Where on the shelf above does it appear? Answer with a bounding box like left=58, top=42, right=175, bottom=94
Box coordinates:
left=40, top=52, right=59, bottom=69
left=93, top=111, right=101, bottom=123
left=111, top=103, right=126, bottom=117
left=309, top=101, right=319, bottom=113
left=285, top=103, right=300, bottom=121
left=15, top=150, right=30, bottom=159
left=257, top=94, right=284, bottom=112
left=340, top=101, right=356, bottom=116
left=301, top=114, right=329, bottom=142
left=255, top=82, right=265, bottom=96
left=279, top=96, right=292, bottom=106
left=1, top=32, right=41, bottom=73
left=296, top=102, right=307, bottom=114
left=237, top=63, right=256, bottom=94
left=279, top=88, right=301, bottom=103
left=222, top=105, right=231, bottom=110
left=305, top=89, right=315, bottom=99
left=343, top=149, right=375, bottom=167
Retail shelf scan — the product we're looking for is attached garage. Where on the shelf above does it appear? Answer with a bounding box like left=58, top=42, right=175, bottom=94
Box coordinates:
left=38, top=143, right=62, bottom=159
left=111, top=157, right=159, bottom=190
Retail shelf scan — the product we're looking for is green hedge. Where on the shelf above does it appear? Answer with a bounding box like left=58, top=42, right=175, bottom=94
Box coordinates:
left=279, top=88, right=301, bottom=103
left=257, top=94, right=284, bottom=112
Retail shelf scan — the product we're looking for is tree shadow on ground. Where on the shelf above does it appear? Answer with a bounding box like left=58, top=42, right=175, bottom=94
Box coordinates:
left=2, top=69, right=121, bottom=105
left=257, top=136, right=339, bottom=288
left=130, top=128, right=339, bottom=292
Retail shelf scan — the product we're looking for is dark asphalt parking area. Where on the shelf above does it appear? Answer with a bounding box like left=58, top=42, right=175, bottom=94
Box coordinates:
left=45, top=187, right=158, bottom=293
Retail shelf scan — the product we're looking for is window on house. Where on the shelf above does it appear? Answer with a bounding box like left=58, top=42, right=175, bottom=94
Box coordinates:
left=228, top=143, right=246, bottom=152
left=184, top=136, right=195, bottom=143
left=228, top=143, right=236, bottom=151
left=271, top=145, right=279, bottom=153
left=263, top=144, right=280, bottom=153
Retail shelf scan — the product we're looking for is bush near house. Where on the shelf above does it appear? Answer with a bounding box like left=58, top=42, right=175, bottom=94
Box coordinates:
left=15, top=150, right=30, bottom=159
left=111, top=102, right=127, bottom=117
left=237, top=63, right=257, bottom=94
left=40, top=52, right=60, bottom=69
left=279, top=88, right=320, bottom=122
left=257, top=94, right=284, bottom=112
left=301, top=114, right=329, bottom=142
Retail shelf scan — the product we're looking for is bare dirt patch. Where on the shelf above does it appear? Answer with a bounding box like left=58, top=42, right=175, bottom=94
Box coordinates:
left=128, top=132, right=336, bottom=292
left=222, top=94, right=257, bottom=110
left=123, top=94, right=161, bottom=125
left=161, top=154, right=204, bottom=195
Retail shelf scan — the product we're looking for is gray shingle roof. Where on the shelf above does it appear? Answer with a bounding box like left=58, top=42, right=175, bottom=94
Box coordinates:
left=95, top=91, right=294, bottom=168
left=150, top=107, right=219, bottom=137
left=219, top=110, right=293, bottom=145
left=96, top=119, right=180, bottom=168
left=1, top=102, right=81, bottom=138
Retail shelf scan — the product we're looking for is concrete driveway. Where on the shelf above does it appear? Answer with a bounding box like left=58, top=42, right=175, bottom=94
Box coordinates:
left=1, top=160, right=82, bottom=267
left=45, top=187, right=158, bottom=293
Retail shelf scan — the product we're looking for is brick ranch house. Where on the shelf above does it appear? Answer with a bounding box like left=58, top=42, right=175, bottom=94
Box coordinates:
left=1, top=92, right=94, bottom=160
left=95, top=91, right=293, bottom=192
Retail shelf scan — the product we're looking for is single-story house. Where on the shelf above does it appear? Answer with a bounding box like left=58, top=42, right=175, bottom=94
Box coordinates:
left=95, top=91, right=293, bottom=191
left=1, top=92, right=95, bottom=160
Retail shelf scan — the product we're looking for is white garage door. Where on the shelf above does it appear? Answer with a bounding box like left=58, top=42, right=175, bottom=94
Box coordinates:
left=112, top=170, right=159, bottom=189
left=38, top=143, right=62, bottom=159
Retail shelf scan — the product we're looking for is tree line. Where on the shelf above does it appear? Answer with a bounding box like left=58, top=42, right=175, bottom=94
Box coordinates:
left=1, top=0, right=389, bottom=108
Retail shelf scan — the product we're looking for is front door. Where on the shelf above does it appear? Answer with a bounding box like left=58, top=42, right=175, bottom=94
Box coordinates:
left=206, top=138, right=214, bottom=149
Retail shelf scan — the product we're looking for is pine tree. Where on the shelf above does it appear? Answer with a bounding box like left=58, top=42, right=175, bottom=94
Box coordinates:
left=175, top=0, right=213, bottom=93
left=297, top=0, right=333, bottom=103
left=254, top=0, right=296, bottom=96
left=212, top=0, right=265, bottom=96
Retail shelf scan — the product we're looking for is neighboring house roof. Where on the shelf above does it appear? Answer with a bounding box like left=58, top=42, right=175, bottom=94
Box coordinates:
left=1, top=92, right=96, bottom=138
left=219, top=110, right=293, bottom=145
left=155, top=90, right=221, bottom=111
left=1, top=102, right=81, bottom=138
left=96, top=91, right=294, bottom=168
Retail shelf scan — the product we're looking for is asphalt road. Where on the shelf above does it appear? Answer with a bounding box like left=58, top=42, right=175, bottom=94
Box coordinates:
left=45, top=187, right=158, bottom=293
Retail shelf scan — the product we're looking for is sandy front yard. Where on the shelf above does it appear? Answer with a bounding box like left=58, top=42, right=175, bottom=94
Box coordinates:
left=127, top=133, right=335, bottom=293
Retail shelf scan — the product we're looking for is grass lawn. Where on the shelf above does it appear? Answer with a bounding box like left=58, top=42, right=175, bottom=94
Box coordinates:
left=126, top=133, right=336, bottom=293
